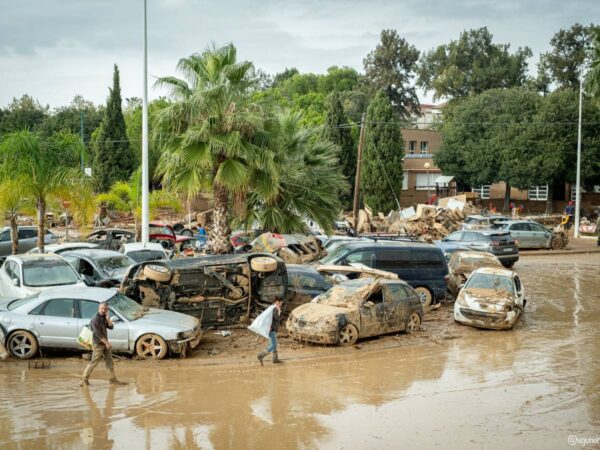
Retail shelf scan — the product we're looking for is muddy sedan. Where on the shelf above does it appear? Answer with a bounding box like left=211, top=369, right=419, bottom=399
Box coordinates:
left=287, top=278, right=422, bottom=346
left=454, top=267, right=525, bottom=330
left=447, top=251, right=503, bottom=298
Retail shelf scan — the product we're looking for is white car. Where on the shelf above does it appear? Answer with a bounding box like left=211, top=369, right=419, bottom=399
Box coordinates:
left=0, top=286, right=202, bottom=359
left=119, top=242, right=169, bottom=263
left=0, top=254, right=86, bottom=298
left=27, top=242, right=100, bottom=255
left=454, top=267, right=526, bottom=330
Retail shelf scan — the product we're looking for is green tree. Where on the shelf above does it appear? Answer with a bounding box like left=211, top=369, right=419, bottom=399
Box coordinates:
left=0, top=130, right=82, bottom=251
left=92, top=65, right=135, bottom=192
left=544, top=23, right=596, bottom=89
left=361, top=90, right=404, bottom=212
left=237, top=110, right=348, bottom=234
left=586, top=27, right=600, bottom=104
left=154, top=44, right=276, bottom=253
left=271, top=67, right=299, bottom=88
left=0, top=95, right=48, bottom=137
left=436, top=88, right=542, bottom=210
left=363, top=30, right=420, bottom=119
left=324, top=92, right=356, bottom=208
left=418, top=27, right=532, bottom=101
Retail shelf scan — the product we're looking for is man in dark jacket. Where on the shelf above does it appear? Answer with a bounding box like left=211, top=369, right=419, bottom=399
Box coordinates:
left=80, top=302, right=126, bottom=386
left=257, top=298, right=284, bottom=366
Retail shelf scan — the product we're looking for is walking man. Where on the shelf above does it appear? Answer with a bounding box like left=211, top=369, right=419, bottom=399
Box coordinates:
left=81, top=302, right=126, bottom=386
left=257, top=298, right=284, bottom=366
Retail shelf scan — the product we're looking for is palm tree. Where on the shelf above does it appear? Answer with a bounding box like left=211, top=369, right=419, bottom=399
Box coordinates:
left=235, top=110, right=349, bottom=234
left=0, top=178, right=31, bottom=254
left=0, top=130, right=82, bottom=251
left=154, top=44, right=276, bottom=253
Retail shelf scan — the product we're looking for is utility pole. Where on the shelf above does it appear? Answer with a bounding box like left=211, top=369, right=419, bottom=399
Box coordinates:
left=352, top=113, right=366, bottom=233
left=141, top=0, right=150, bottom=246
left=80, top=111, right=84, bottom=172
left=574, top=70, right=583, bottom=239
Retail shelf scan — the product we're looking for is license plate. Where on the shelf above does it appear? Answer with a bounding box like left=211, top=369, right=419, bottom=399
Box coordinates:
left=503, top=248, right=513, bottom=252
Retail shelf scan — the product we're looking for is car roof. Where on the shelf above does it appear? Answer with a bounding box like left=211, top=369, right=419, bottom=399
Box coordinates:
left=61, top=249, right=125, bottom=259
left=335, top=240, right=438, bottom=249
left=461, top=229, right=510, bottom=236
left=121, top=242, right=165, bottom=252
left=8, top=254, right=66, bottom=263
left=472, top=267, right=515, bottom=277
left=37, top=286, right=116, bottom=302
left=498, top=220, right=542, bottom=225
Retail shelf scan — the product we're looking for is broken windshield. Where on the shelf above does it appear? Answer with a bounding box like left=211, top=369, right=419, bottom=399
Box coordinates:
left=316, top=280, right=375, bottom=307
left=464, top=273, right=514, bottom=295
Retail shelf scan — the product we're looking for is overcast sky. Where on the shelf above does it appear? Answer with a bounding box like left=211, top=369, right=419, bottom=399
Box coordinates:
left=1, top=0, right=598, bottom=108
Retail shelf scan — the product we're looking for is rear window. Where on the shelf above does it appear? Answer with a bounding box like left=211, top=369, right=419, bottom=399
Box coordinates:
left=127, top=250, right=166, bottom=263
left=489, top=234, right=515, bottom=244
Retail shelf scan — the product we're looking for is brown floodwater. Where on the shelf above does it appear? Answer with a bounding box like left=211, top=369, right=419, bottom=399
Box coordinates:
left=1, top=254, right=599, bottom=450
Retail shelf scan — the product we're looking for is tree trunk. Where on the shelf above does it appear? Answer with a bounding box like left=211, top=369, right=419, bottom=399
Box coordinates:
left=10, top=216, right=18, bottom=255
left=211, top=182, right=231, bottom=254
left=37, top=198, right=46, bottom=253
left=503, top=182, right=511, bottom=212
left=546, top=181, right=554, bottom=214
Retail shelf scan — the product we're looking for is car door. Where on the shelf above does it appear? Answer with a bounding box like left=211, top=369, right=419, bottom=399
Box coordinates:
left=0, top=229, right=11, bottom=257
left=513, top=275, right=525, bottom=309
left=383, top=283, right=410, bottom=331
left=0, top=260, right=22, bottom=297
left=30, top=298, right=78, bottom=347
left=509, top=223, right=528, bottom=248
left=17, top=228, right=37, bottom=253
left=528, top=223, right=551, bottom=248
left=76, top=299, right=131, bottom=352
left=359, top=286, right=389, bottom=337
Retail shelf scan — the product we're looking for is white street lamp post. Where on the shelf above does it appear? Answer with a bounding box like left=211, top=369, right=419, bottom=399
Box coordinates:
left=424, top=162, right=431, bottom=202
left=574, top=70, right=584, bottom=239
left=141, top=0, right=150, bottom=245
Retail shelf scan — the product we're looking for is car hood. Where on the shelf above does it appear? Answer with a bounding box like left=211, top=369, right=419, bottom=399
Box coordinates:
left=290, top=302, right=348, bottom=324
left=131, top=308, right=199, bottom=331
left=21, top=281, right=87, bottom=295
left=460, top=288, right=515, bottom=312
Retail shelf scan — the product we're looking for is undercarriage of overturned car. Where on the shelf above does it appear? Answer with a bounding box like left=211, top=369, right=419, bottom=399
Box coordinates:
left=120, top=254, right=287, bottom=328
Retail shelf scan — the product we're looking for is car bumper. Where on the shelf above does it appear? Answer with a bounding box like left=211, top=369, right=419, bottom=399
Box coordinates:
left=454, top=306, right=520, bottom=330
left=286, top=318, right=338, bottom=344
left=168, top=330, right=203, bottom=355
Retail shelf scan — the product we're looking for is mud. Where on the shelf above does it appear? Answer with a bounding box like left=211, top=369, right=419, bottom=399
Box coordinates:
left=1, top=254, right=599, bottom=449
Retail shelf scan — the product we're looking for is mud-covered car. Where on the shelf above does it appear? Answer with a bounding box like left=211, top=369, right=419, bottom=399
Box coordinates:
left=250, top=233, right=327, bottom=264
left=287, top=278, right=422, bottom=346
left=454, top=267, right=525, bottom=330
left=447, top=251, right=503, bottom=298
left=120, top=254, right=287, bottom=328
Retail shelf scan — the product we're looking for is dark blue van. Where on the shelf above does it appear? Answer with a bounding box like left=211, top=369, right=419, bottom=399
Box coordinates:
left=319, top=241, right=448, bottom=306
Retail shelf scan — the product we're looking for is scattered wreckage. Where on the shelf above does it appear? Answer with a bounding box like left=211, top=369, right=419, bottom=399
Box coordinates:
left=120, top=253, right=287, bottom=328
left=454, top=267, right=525, bottom=330
left=446, top=251, right=503, bottom=298
left=287, top=277, right=422, bottom=346
left=249, top=233, right=327, bottom=264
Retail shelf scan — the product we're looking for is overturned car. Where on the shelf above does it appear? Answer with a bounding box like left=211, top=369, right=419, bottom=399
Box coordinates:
left=454, top=267, right=526, bottom=330
left=120, top=254, right=287, bottom=328
left=250, top=233, right=327, bottom=264
left=287, top=278, right=422, bottom=346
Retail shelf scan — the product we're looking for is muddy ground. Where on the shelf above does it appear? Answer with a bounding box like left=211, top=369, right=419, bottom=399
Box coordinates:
left=1, top=253, right=599, bottom=449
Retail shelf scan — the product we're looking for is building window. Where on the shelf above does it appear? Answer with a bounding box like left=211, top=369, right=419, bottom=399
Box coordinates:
left=415, top=173, right=434, bottom=190
left=402, top=171, right=408, bottom=190
left=420, top=141, right=429, bottom=154
left=471, top=185, right=490, bottom=200
left=408, top=140, right=417, bottom=154
left=528, top=185, right=548, bottom=201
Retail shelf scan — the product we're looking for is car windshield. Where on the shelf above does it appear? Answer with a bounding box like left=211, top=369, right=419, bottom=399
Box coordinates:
left=316, top=281, right=375, bottom=307
left=319, top=245, right=350, bottom=264
left=97, top=256, right=134, bottom=277
left=127, top=250, right=165, bottom=263
left=7, top=294, right=40, bottom=311
left=150, top=226, right=172, bottom=236
left=464, top=273, right=514, bottom=295
left=22, top=260, right=80, bottom=287
left=108, top=292, right=146, bottom=321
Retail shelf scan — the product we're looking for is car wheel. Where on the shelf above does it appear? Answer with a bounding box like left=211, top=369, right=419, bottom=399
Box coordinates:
left=551, top=236, right=564, bottom=250
left=338, top=324, right=358, bottom=346
left=415, top=287, right=433, bottom=307
left=502, top=261, right=515, bottom=269
left=250, top=256, right=278, bottom=273
left=135, top=334, right=168, bottom=359
left=8, top=330, right=38, bottom=359
left=180, top=228, right=194, bottom=237
left=143, top=264, right=172, bottom=282
left=406, top=312, right=422, bottom=334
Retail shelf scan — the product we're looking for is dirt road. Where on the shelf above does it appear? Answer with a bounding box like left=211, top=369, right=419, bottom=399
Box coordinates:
left=1, top=254, right=599, bottom=449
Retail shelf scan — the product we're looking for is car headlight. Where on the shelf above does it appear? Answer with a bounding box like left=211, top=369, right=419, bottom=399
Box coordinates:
left=456, top=294, right=468, bottom=307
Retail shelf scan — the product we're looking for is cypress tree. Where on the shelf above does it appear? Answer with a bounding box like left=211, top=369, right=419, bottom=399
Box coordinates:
left=323, top=92, right=356, bottom=209
left=361, top=89, right=404, bottom=213
left=93, top=65, right=135, bottom=191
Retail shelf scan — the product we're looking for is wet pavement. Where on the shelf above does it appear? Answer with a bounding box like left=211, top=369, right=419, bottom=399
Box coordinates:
left=1, top=254, right=599, bottom=449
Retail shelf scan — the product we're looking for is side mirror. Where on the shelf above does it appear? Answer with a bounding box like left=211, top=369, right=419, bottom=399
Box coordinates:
left=12, top=277, right=20, bottom=287
left=458, top=283, right=465, bottom=290
left=83, top=276, right=95, bottom=287
left=110, top=316, right=121, bottom=323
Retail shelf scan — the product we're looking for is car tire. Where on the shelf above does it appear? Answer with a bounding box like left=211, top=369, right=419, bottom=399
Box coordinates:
left=502, top=261, right=515, bottom=269
left=415, top=286, right=433, bottom=307
left=180, top=228, right=194, bottom=237
left=250, top=256, right=278, bottom=273
left=551, top=236, right=564, bottom=250
left=144, top=264, right=172, bottom=282
left=406, top=312, right=422, bottom=334
left=7, top=330, right=38, bottom=359
left=338, top=323, right=359, bottom=346
left=135, top=334, right=168, bottom=359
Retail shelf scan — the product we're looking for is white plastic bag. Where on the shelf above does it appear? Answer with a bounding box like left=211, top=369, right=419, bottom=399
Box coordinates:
left=78, top=326, right=93, bottom=350
left=248, top=305, right=275, bottom=339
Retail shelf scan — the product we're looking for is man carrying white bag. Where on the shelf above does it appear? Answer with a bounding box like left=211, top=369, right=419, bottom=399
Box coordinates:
left=248, top=298, right=284, bottom=366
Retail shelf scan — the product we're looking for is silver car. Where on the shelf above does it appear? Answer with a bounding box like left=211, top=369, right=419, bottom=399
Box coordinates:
left=0, top=226, right=59, bottom=256
left=496, top=220, right=555, bottom=249
left=0, top=286, right=202, bottom=360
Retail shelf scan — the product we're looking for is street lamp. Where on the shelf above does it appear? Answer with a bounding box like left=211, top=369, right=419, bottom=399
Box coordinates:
left=424, top=162, right=431, bottom=202
left=141, top=0, right=149, bottom=245
left=574, top=67, right=585, bottom=239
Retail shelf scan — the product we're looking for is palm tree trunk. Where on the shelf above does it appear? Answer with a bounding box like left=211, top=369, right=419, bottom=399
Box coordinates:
left=211, top=182, right=231, bottom=254
left=37, top=198, right=46, bottom=252
left=10, top=216, right=18, bottom=255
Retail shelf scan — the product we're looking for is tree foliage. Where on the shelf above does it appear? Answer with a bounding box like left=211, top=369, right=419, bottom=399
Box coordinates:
left=586, top=27, right=600, bottom=105
left=418, top=27, right=532, bottom=101
left=0, top=95, right=48, bottom=137
left=363, top=29, right=420, bottom=119
left=361, top=90, right=404, bottom=212
left=92, top=65, right=136, bottom=192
